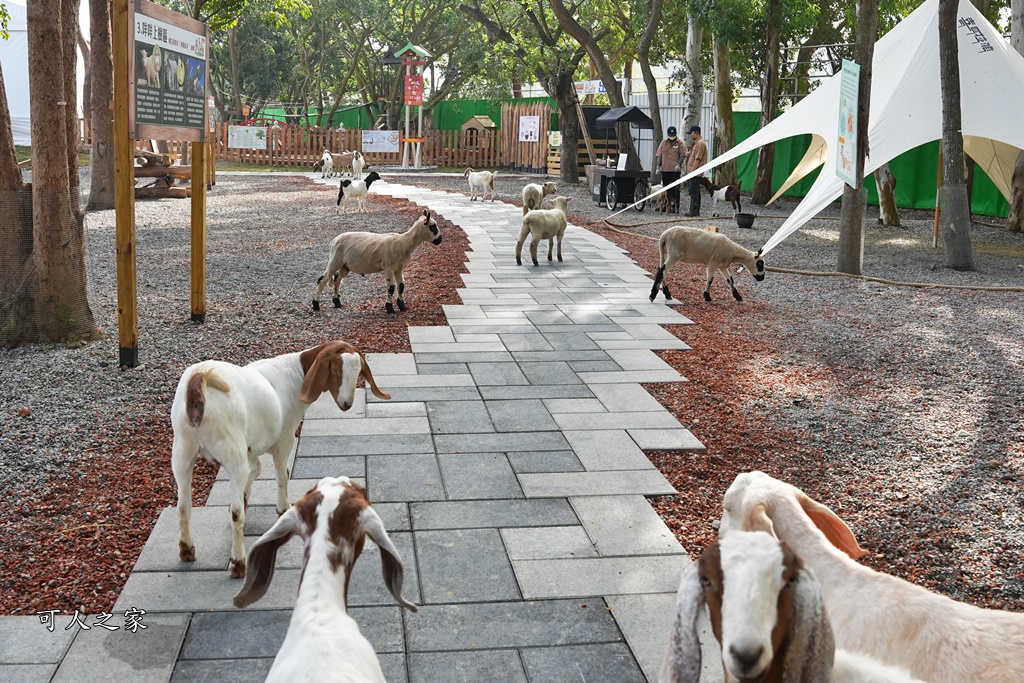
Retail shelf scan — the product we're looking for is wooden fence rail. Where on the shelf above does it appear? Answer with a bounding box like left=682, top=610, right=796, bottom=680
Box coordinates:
left=79, top=120, right=558, bottom=173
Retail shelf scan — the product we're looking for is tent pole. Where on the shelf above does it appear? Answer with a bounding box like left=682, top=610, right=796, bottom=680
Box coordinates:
left=933, top=149, right=943, bottom=248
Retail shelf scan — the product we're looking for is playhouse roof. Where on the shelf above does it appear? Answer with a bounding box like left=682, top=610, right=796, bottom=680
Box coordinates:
left=393, top=43, right=432, bottom=60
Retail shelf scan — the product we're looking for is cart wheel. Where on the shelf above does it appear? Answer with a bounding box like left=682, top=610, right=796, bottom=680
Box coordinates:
left=634, top=180, right=649, bottom=212
left=606, top=180, right=618, bottom=210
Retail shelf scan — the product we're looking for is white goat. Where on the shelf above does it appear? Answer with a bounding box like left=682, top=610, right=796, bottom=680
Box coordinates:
left=521, top=181, right=557, bottom=215
left=336, top=171, right=382, bottom=214
left=719, top=471, right=1024, bottom=683
left=234, top=476, right=418, bottom=683
left=170, top=342, right=391, bottom=578
left=464, top=167, right=497, bottom=201
left=314, top=150, right=334, bottom=178
left=516, top=196, right=571, bottom=267
left=649, top=226, right=765, bottom=303
left=313, top=208, right=443, bottom=314
left=660, top=530, right=925, bottom=683
left=140, top=49, right=161, bottom=88
left=350, top=151, right=365, bottom=180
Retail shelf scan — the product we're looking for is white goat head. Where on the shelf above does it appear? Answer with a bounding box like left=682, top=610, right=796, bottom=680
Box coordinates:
left=298, top=341, right=391, bottom=412
left=719, top=471, right=867, bottom=561
left=233, top=475, right=418, bottom=613
left=660, top=530, right=835, bottom=683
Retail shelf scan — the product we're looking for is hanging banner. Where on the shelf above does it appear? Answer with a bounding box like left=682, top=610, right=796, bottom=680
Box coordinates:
left=836, top=59, right=860, bottom=188
left=362, top=130, right=401, bottom=153
left=130, top=0, right=209, bottom=141
left=519, top=115, right=540, bottom=142
left=404, top=75, right=424, bottom=106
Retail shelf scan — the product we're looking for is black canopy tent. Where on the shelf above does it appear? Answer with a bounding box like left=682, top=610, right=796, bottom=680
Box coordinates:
left=590, top=106, right=655, bottom=212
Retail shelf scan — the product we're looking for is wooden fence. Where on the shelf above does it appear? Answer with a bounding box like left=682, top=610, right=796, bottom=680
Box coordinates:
left=78, top=119, right=555, bottom=173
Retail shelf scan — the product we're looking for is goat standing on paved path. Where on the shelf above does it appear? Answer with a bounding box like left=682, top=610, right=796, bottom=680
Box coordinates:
left=516, top=196, right=571, bottom=267
left=313, top=208, right=442, bottom=314
left=234, top=476, right=418, bottom=683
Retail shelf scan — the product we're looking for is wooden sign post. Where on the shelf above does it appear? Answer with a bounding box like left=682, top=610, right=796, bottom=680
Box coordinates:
left=113, top=0, right=210, bottom=364
left=396, top=43, right=430, bottom=170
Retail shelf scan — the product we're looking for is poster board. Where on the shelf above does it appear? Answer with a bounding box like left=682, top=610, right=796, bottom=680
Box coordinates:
left=362, top=130, right=401, bottom=153
left=227, top=126, right=267, bottom=150
left=519, top=115, right=540, bottom=142
left=404, top=75, right=424, bottom=106
left=836, top=59, right=860, bottom=187
left=130, top=0, right=209, bottom=141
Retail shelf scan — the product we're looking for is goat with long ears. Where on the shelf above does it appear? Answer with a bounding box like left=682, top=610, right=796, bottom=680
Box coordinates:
left=660, top=530, right=927, bottom=683
left=170, top=342, right=390, bottom=578
left=234, top=476, right=417, bottom=682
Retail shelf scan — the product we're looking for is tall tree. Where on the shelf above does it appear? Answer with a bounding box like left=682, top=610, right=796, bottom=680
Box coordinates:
left=711, top=35, right=737, bottom=184
left=460, top=0, right=590, bottom=184
left=87, top=0, right=115, bottom=209
left=1006, top=0, right=1024, bottom=232
left=750, top=0, right=782, bottom=204
left=836, top=0, right=878, bottom=274
left=682, top=11, right=704, bottom=132
left=637, top=0, right=664, bottom=181
left=548, top=0, right=641, bottom=168
left=938, top=0, right=974, bottom=269
left=5, top=0, right=101, bottom=344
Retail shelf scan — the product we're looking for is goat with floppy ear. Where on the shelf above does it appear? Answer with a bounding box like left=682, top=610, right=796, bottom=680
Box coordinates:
left=660, top=530, right=927, bottom=683
left=234, top=476, right=417, bottom=682
left=170, top=342, right=390, bottom=578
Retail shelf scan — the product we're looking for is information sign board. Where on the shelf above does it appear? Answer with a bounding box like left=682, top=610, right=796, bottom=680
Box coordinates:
left=362, top=130, right=401, bottom=153
left=227, top=126, right=267, bottom=150
left=130, top=0, right=209, bottom=141
left=836, top=59, right=860, bottom=188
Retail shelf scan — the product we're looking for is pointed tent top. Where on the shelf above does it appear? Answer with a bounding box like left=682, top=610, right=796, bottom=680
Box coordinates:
left=393, top=43, right=432, bottom=60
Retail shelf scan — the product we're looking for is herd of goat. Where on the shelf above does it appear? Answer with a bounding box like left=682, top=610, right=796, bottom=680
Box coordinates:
left=163, top=159, right=1022, bottom=681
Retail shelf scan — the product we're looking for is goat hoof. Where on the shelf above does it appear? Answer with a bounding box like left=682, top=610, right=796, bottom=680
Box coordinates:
left=397, top=300, right=407, bottom=312
left=703, top=292, right=712, bottom=302
left=229, top=558, right=246, bottom=579
left=516, top=259, right=522, bottom=266
left=649, top=294, right=657, bottom=302
left=532, top=260, right=539, bottom=267
left=733, top=292, right=744, bottom=302
left=332, top=297, right=341, bottom=308
left=179, top=541, right=196, bottom=562
left=385, top=302, right=396, bottom=314
left=312, top=299, right=320, bottom=312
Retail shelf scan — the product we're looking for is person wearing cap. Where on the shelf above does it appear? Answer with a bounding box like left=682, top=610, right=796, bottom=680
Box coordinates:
left=655, top=126, right=685, bottom=212
left=685, top=125, right=708, bottom=217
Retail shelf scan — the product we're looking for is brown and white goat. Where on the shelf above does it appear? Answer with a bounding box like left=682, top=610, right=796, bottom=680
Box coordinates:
left=699, top=177, right=742, bottom=216
left=464, top=167, right=497, bottom=201
left=171, top=342, right=391, bottom=578
left=660, top=530, right=926, bottom=683
left=719, top=471, right=1024, bottom=683
left=313, top=208, right=442, bottom=314
left=234, top=476, right=418, bottom=682
left=649, top=226, right=765, bottom=303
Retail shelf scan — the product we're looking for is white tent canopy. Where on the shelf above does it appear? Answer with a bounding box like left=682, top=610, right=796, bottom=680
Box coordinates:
left=0, top=2, right=30, bottom=145
left=614, top=0, right=1024, bottom=255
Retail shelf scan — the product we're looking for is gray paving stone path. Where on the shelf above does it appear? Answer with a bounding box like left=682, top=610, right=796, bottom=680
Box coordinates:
left=0, top=177, right=723, bottom=682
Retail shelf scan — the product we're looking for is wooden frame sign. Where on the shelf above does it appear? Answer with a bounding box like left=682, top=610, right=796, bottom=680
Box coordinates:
left=129, top=0, right=209, bottom=141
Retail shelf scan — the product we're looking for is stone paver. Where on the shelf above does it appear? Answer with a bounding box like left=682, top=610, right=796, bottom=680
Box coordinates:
left=12, top=177, right=723, bottom=682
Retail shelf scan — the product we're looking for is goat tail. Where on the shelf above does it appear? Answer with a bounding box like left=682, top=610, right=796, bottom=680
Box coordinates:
left=359, top=353, right=392, bottom=400
left=185, top=369, right=230, bottom=427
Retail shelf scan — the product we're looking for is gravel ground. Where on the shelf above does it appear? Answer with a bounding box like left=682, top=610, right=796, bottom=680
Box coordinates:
left=2, top=169, right=1022, bottom=616
left=0, top=173, right=469, bottom=614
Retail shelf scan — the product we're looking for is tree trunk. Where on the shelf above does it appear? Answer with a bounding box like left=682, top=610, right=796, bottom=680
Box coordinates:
left=874, top=163, right=900, bottom=226
left=22, top=0, right=100, bottom=344
left=837, top=0, right=878, bottom=274
left=63, top=0, right=81, bottom=212
left=938, top=0, right=974, bottom=270
left=751, top=0, right=781, bottom=205
left=78, top=27, right=91, bottom=127
left=548, top=0, right=640, bottom=168
left=712, top=36, right=737, bottom=185
left=0, top=63, right=32, bottom=342
left=87, top=0, right=114, bottom=210
left=638, top=0, right=664, bottom=181
left=0, top=66, right=22, bottom=193
left=1006, top=0, right=1024, bottom=231
left=228, top=27, right=243, bottom=120
left=683, top=16, right=703, bottom=132
left=554, top=72, right=580, bottom=185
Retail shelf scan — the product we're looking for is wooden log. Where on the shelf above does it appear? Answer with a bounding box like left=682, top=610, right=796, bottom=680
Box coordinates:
left=191, top=141, right=207, bottom=321
left=135, top=185, right=191, bottom=198
left=134, top=165, right=193, bottom=178
left=135, top=149, right=172, bottom=167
